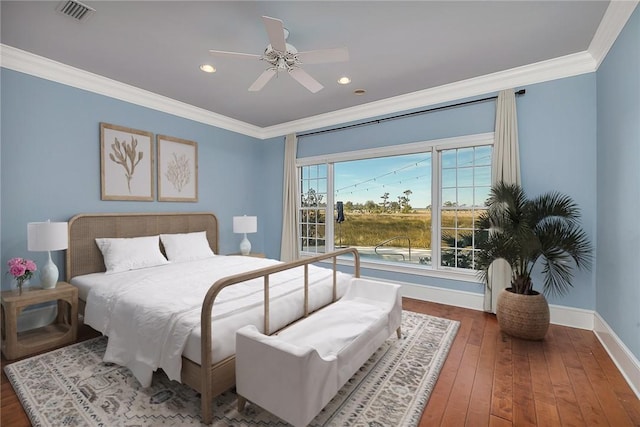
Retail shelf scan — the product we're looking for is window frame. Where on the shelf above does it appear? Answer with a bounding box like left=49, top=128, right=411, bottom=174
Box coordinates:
left=296, top=132, right=494, bottom=282
left=299, top=163, right=330, bottom=254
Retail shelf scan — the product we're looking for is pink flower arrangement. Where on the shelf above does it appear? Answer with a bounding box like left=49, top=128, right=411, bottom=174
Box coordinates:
left=7, top=257, right=37, bottom=288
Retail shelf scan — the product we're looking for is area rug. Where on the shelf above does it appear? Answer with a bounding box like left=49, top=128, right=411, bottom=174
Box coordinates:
left=5, top=310, right=459, bottom=427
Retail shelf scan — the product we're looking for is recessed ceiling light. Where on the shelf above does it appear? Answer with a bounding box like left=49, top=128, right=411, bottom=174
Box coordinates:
left=354, top=89, right=366, bottom=95
left=337, top=76, right=351, bottom=85
left=200, top=64, right=216, bottom=73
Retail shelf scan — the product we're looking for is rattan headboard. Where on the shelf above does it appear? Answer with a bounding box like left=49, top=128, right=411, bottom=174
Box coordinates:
left=66, top=212, right=219, bottom=281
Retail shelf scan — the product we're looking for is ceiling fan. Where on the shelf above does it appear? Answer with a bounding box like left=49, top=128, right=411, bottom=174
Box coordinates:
left=209, top=16, right=349, bottom=93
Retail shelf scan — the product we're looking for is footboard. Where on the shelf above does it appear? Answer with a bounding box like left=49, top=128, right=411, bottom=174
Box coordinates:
left=198, top=248, right=360, bottom=424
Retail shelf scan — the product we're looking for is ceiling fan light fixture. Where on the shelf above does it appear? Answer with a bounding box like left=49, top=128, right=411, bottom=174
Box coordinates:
left=337, top=76, right=351, bottom=85
left=200, top=64, right=216, bottom=73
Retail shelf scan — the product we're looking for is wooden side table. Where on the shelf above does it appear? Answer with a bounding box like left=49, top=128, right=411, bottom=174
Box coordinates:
left=1, top=282, right=78, bottom=360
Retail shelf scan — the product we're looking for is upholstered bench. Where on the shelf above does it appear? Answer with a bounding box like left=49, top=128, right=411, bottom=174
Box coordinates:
left=235, top=278, right=402, bottom=427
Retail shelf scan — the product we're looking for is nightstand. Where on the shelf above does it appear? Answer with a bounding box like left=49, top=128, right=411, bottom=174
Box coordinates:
left=1, top=282, right=78, bottom=360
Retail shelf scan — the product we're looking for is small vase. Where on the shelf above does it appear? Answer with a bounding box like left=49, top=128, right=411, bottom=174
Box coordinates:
left=11, top=278, right=30, bottom=294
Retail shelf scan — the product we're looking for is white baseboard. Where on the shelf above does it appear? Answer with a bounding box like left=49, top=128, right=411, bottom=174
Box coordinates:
left=594, top=313, right=640, bottom=399
left=548, top=303, right=594, bottom=330
left=396, top=280, right=484, bottom=311
left=387, top=278, right=594, bottom=329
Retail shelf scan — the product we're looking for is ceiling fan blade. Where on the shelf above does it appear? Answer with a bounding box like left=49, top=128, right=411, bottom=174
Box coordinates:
left=248, top=69, right=277, bottom=92
left=262, top=16, right=287, bottom=52
left=289, top=68, right=323, bottom=93
left=297, top=47, right=349, bottom=64
left=209, top=50, right=261, bottom=60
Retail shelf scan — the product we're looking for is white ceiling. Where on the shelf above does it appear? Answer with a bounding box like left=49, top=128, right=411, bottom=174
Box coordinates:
left=0, top=1, right=621, bottom=133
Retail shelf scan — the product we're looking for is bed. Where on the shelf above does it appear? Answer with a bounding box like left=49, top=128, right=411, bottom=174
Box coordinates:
left=65, top=212, right=360, bottom=424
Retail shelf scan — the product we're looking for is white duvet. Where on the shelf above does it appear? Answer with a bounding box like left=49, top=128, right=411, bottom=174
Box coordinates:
left=75, top=255, right=350, bottom=387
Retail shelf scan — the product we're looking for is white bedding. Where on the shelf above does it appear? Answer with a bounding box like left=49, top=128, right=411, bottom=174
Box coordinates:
left=72, top=255, right=351, bottom=387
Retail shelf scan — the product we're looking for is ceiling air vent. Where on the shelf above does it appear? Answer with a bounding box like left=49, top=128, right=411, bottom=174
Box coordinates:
left=55, top=0, right=95, bottom=22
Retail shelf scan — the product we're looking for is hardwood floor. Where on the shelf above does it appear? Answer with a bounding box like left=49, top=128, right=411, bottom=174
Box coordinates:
left=2, top=299, right=639, bottom=426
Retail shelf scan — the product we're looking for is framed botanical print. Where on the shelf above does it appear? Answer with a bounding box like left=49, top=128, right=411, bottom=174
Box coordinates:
left=100, top=123, right=154, bottom=201
left=157, top=134, right=198, bottom=202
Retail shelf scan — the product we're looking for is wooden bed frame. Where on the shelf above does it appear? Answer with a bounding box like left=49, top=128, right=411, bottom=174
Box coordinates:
left=66, top=212, right=360, bottom=424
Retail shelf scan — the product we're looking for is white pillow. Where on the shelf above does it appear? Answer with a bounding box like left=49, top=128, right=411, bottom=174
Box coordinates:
left=95, top=235, right=169, bottom=274
left=160, top=231, right=215, bottom=262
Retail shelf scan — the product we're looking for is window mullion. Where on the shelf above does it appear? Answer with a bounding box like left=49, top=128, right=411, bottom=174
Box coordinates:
left=432, top=148, right=441, bottom=268
left=326, top=163, right=334, bottom=252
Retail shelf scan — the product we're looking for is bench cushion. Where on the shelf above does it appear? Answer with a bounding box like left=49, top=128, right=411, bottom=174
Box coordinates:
left=276, top=299, right=386, bottom=358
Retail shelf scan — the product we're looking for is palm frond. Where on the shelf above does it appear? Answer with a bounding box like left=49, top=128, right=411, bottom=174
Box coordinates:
left=528, top=192, right=581, bottom=227
left=536, top=220, right=593, bottom=272
left=540, top=252, right=575, bottom=297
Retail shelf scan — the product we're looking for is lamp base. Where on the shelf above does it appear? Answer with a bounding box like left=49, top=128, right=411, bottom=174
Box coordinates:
left=40, top=252, right=58, bottom=289
left=240, top=234, right=252, bottom=256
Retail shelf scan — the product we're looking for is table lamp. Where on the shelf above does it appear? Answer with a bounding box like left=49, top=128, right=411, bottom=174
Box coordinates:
left=233, top=215, right=257, bottom=255
left=27, top=220, right=69, bottom=289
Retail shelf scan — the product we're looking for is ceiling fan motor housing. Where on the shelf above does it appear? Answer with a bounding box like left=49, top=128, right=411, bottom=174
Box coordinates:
left=263, top=43, right=300, bottom=70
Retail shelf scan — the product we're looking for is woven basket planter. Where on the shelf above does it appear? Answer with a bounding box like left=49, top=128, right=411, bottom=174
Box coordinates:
left=496, top=288, right=550, bottom=340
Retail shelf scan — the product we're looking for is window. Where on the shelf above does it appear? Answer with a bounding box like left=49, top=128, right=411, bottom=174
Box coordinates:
left=439, top=146, right=491, bottom=269
left=300, top=164, right=328, bottom=254
left=297, top=133, right=492, bottom=277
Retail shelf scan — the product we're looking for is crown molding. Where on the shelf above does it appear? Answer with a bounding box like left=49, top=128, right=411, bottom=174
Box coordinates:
left=0, top=43, right=601, bottom=141
left=2, top=6, right=634, bottom=142
left=0, top=44, right=264, bottom=139
left=589, top=0, right=639, bottom=68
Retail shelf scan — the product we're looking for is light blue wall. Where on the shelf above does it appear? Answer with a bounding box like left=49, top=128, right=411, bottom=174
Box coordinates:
left=291, top=74, right=598, bottom=309
left=596, top=7, right=640, bottom=360
left=518, top=75, right=598, bottom=309
left=297, top=100, right=495, bottom=159
left=0, top=69, right=268, bottom=288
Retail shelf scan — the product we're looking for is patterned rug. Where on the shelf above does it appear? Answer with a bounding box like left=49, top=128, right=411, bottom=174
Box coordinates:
left=5, top=311, right=459, bottom=427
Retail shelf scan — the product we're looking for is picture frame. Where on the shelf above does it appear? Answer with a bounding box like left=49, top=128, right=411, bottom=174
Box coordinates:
left=157, top=134, right=198, bottom=202
left=100, top=123, right=154, bottom=201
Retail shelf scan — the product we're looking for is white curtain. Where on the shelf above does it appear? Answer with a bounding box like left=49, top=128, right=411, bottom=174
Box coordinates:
left=484, top=89, right=521, bottom=312
left=280, top=133, right=299, bottom=262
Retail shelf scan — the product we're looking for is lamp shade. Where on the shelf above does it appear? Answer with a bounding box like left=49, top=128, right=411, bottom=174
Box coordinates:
left=27, top=221, right=69, bottom=251
left=233, top=216, right=257, bottom=234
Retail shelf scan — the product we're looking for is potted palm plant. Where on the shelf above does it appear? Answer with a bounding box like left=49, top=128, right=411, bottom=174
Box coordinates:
left=475, top=182, right=592, bottom=340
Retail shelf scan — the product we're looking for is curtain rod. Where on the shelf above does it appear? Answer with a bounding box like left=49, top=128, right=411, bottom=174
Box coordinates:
left=298, top=89, right=526, bottom=138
